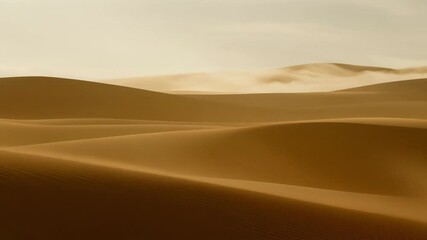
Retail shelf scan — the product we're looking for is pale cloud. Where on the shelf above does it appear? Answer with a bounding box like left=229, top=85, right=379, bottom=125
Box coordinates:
left=210, top=22, right=345, bottom=43
left=0, top=0, right=426, bottom=79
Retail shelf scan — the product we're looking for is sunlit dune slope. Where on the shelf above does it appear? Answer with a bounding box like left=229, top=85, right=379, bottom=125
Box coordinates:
left=339, top=78, right=427, bottom=93
left=10, top=120, right=427, bottom=197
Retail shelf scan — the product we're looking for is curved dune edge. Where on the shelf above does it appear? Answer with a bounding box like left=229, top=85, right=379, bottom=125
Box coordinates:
left=4, top=116, right=426, bottom=149
left=0, top=118, right=244, bottom=126
left=3, top=151, right=427, bottom=240
left=4, top=148, right=426, bottom=224
left=194, top=176, right=427, bottom=224
left=0, top=120, right=226, bottom=147
left=2, top=117, right=426, bottom=147
left=4, top=119, right=427, bottom=225
left=7, top=119, right=427, bottom=197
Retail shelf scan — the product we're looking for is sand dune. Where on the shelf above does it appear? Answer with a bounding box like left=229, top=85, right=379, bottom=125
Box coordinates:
left=0, top=76, right=268, bottom=121
left=1, top=150, right=427, bottom=239
left=10, top=120, right=427, bottom=197
left=102, top=63, right=427, bottom=93
left=339, top=77, right=427, bottom=93
left=1, top=76, right=427, bottom=121
left=1, top=74, right=427, bottom=239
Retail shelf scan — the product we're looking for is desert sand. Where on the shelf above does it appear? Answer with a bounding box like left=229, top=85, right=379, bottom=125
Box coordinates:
left=1, top=66, right=427, bottom=239
left=102, top=63, right=427, bottom=93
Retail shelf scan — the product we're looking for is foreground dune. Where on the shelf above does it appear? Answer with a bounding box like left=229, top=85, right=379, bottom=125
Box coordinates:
left=1, top=75, right=427, bottom=239
left=1, top=150, right=427, bottom=239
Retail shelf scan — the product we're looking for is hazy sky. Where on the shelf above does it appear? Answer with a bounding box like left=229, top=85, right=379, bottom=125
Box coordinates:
left=1, top=0, right=426, bottom=79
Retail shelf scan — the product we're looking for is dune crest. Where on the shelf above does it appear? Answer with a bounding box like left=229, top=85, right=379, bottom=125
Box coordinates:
left=1, top=76, right=427, bottom=121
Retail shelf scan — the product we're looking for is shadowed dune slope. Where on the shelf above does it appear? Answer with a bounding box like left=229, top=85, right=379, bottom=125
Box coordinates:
left=1, top=150, right=426, bottom=240
left=1, top=76, right=427, bottom=122
left=12, top=120, right=427, bottom=197
left=0, top=76, right=269, bottom=121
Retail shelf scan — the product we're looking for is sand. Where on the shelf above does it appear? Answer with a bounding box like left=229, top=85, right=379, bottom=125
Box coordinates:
left=102, top=63, right=427, bottom=93
left=1, top=71, right=427, bottom=239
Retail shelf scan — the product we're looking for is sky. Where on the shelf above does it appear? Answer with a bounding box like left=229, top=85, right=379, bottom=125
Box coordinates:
left=1, top=0, right=426, bottom=79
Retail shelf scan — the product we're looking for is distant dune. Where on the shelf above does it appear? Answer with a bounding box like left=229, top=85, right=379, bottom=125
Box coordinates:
left=338, top=77, right=427, bottom=93
left=1, top=72, right=427, bottom=239
left=1, top=76, right=427, bottom=121
left=101, top=63, right=427, bottom=93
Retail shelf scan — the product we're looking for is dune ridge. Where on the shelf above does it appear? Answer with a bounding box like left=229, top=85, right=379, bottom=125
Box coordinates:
left=8, top=120, right=427, bottom=196
left=1, top=76, right=427, bottom=121
left=1, top=75, right=427, bottom=239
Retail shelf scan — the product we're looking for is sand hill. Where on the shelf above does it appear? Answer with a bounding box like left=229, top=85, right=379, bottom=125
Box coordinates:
left=1, top=73, right=427, bottom=239
left=1, top=76, right=427, bottom=121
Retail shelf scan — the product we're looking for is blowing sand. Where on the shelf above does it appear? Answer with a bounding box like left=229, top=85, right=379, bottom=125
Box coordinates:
left=1, top=72, right=427, bottom=239
left=102, top=63, right=427, bottom=93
